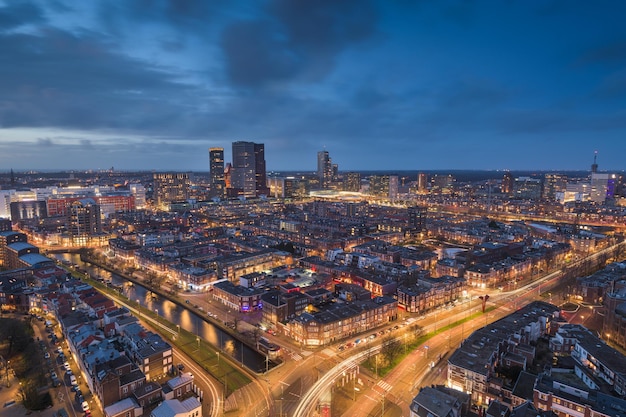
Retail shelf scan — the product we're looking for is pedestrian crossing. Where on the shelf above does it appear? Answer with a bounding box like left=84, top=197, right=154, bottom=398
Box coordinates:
left=376, top=380, right=392, bottom=392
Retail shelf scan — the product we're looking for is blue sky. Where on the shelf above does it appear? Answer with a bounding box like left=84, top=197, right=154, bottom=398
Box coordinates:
left=0, top=0, right=625, bottom=172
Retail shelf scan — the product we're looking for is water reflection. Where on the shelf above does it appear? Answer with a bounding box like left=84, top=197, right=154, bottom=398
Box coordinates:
left=54, top=253, right=270, bottom=373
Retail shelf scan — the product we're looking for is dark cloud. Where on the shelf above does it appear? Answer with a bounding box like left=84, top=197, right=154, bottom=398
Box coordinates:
left=0, top=28, right=196, bottom=133
left=221, top=0, right=379, bottom=88
left=37, top=137, right=54, bottom=146
left=0, top=1, right=46, bottom=30
left=220, top=20, right=301, bottom=87
left=97, top=0, right=225, bottom=33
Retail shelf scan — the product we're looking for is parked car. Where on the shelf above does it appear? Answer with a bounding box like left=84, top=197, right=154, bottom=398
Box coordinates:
left=63, top=362, right=71, bottom=371
left=81, top=401, right=89, bottom=412
left=44, top=352, right=50, bottom=359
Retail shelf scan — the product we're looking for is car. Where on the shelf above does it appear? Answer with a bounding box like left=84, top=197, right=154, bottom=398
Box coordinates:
left=70, top=375, right=77, bottom=386
left=75, top=389, right=82, bottom=397
left=338, top=345, right=345, bottom=351
left=63, top=362, right=71, bottom=371
left=76, top=394, right=84, bottom=404
left=44, top=352, right=50, bottom=359
left=57, top=347, right=63, bottom=354
left=51, top=371, right=57, bottom=379
left=81, top=401, right=89, bottom=412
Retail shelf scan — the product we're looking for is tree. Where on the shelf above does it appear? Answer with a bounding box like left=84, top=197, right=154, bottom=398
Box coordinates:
left=380, top=337, right=402, bottom=365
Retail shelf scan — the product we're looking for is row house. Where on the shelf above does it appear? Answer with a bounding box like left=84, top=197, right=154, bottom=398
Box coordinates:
left=409, top=386, right=468, bottom=417
left=533, top=373, right=626, bottom=417
left=397, top=276, right=466, bottom=313
left=286, top=296, right=398, bottom=347
left=447, top=302, right=559, bottom=404
left=121, top=323, right=173, bottom=380
left=570, top=326, right=626, bottom=396
left=94, top=355, right=146, bottom=408
left=217, top=249, right=289, bottom=281
left=108, top=237, right=141, bottom=261
left=167, top=263, right=216, bottom=291
left=299, top=256, right=353, bottom=280
left=436, top=258, right=465, bottom=278
left=135, top=249, right=177, bottom=274
left=352, top=272, right=397, bottom=298
left=261, top=290, right=308, bottom=327
left=212, top=280, right=265, bottom=312
left=400, top=248, right=438, bottom=270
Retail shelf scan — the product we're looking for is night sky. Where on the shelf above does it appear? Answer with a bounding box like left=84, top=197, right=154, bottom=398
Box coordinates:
left=1, top=1, right=625, bottom=172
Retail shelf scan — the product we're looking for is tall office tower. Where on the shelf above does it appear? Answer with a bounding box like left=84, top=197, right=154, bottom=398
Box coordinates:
left=231, top=141, right=269, bottom=198
left=369, top=175, right=397, bottom=199
left=153, top=172, right=191, bottom=208
left=317, top=150, right=333, bottom=188
left=590, top=173, right=611, bottom=204
left=513, top=176, right=543, bottom=200
left=542, top=174, right=568, bottom=201
left=407, top=206, right=427, bottom=231
left=129, top=184, right=146, bottom=209
left=68, top=199, right=102, bottom=240
left=501, top=172, right=513, bottom=195
left=224, top=163, right=232, bottom=189
left=417, top=172, right=428, bottom=193
left=389, top=175, right=399, bottom=200
left=209, top=147, right=226, bottom=198
left=615, top=174, right=626, bottom=198
left=344, top=172, right=361, bottom=192
left=430, top=174, right=456, bottom=194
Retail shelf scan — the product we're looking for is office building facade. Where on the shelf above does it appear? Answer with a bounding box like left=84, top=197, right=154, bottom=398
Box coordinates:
left=231, top=141, right=269, bottom=198
left=209, top=147, right=226, bottom=199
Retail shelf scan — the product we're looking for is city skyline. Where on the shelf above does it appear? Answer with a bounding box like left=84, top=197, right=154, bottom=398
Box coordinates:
left=1, top=1, right=626, bottom=171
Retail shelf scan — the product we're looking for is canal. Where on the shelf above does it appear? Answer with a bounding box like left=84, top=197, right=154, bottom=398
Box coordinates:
left=53, top=253, right=272, bottom=373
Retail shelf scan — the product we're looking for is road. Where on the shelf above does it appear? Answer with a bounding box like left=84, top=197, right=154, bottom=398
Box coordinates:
left=289, top=240, right=626, bottom=417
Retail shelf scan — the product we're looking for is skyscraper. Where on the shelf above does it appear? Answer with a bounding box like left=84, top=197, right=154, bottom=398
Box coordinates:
left=344, top=172, right=361, bottom=192
left=68, top=198, right=102, bottom=245
left=209, top=147, right=225, bottom=199
left=317, top=150, right=333, bottom=188
left=153, top=172, right=191, bottom=208
left=231, top=141, right=269, bottom=198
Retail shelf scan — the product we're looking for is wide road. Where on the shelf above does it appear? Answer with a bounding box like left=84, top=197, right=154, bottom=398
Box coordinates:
left=290, top=240, right=626, bottom=417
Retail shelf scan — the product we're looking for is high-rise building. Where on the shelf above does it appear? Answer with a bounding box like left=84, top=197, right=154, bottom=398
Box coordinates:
left=590, top=173, right=612, bottom=204
left=153, top=172, right=191, bottom=208
left=542, top=174, right=568, bottom=201
left=513, top=176, right=543, bottom=200
left=67, top=198, right=102, bottom=240
left=344, top=172, right=361, bottom=192
left=209, top=147, right=225, bottom=199
left=417, top=173, right=428, bottom=193
left=129, top=184, right=146, bottom=209
left=431, top=174, right=456, bottom=194
left=407, top=206, right=426, bottom=231
left=268, top=176, right=309, bottom=199
left=231, top=141, right=269, bottom=198
left=317, top=151, right=333, bottom=188
left=369, top=175, right=398, bottom=199
left=501, top=172, right=513, bottom=195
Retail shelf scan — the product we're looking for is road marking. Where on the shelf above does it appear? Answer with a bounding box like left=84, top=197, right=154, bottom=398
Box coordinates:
left=376, top=380, right=392, bottom=392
